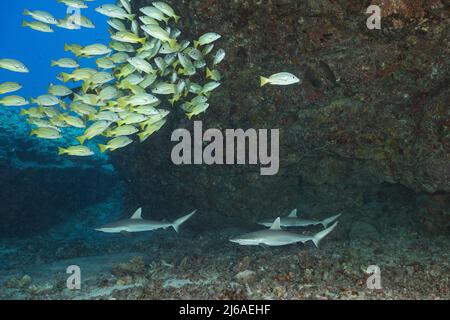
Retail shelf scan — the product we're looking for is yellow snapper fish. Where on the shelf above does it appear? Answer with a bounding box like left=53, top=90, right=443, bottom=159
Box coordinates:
left=20, top=107, right=45, bottom=118
left=118, top=93, right=160, bottom=107
left=115, top=64, right=136, bottom=80
left=58, top=145, right=94, bottom=156
left=138, top=118, right=167, bottom=142
left=131, top=105, right=160, bottom=116
left=127, top=57, right=155, bottom=74
left=109, top=41, right=135, bottom=53
left=59, top=114, right=86, bottom=128
left=98, top=86, right=119, bottom=101
left=0, top=59, right=29, bottom=73
left=77, top=120, right=112, bottom=144
left=117, top=113, right=148, bottom=126
left=96, top=57, right=116, bottom=69
left=139, top=16, right=159, bottom=26
left=22, top=20, right=54, bottom=33
left=70, top=102, right=97, bottom=116
left=77, top=15, right=96, bottom=29
left=118, top=0, right=132, bottom=14
left=111, top=31, right=146, bottom=45
left=41, top=106, right=61, bottom=118
left=260, top=72, right=300, bottom=87
left=61, top=68, right=97, bottom=82
left=105, top=124, right=139, bottom=137
left=64, top=43, right=83, bottom=55
left=82, top=72, right=114, bottom=92
left=57, top=17, right=81, bottom=30
left=23, top=9, right=58, bottom=25
left=57, top=0, right=88, bottom=9
left=51, top=58, right=79, bottom=68
left=0, top=95, right=29, bottom=107
left=99, top=136, right=133, bottom=153
left=31, top=95, right=60, bottom=106
left=110, top=52, right=130, bottom=64
left=186, top=102, right=210, bottom=120
left=201, top=81, right=221, bottom=95
left=206, top=67, right=221, bottom=81
left=30, top=127, right=62, bottom=140
left=152, top=2, right=181, bottom=23
left=107, top=18, right=127, bottom=32
left=194, top=33, right=221, bottom=48
left=48, top=84, right=72, bottom=97
left=27, top=117, right=59, bottom=129
left=140, top=110, right=170, bottom=127
left=0, top=82, right=22, bottom=95
left=89, top=111, right=120, bottom=122
left=139, top=6, right=169, bottom=24
left=141, top=25, right=177, bottom=48
left=95, top=4, right=135, bottom=20
left=152, top=82, right=176, bottom=95
left=74, top=93, right=101, bottom=106
left=73, top=44, right=112, bottom=57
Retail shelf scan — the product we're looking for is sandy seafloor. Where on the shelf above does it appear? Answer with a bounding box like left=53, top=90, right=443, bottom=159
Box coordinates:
left=0, top=193, right=448, bottom=300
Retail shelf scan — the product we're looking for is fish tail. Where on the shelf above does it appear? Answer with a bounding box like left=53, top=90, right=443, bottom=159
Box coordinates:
left=206, top=67, right=213, bottom=79
left=138, top=37, right=146, bottom=45
left=186, top=112, right=194, bottom=120
left=81, top=81, right=89, bottom=93
left=173, top=15, right=181, bottom=23
left=64, top=43, right=70, bottom=52
left=98, top=144, right=108, bottom=153
left=30, top=129, right=36, bottom=137
left=137, top=132, right=147, bottom=142
left=168, top=38, right=177, bottom=49
left=172, top=210, right=196, bottom=233
left=61, top=72, right=71, bottom=83
left=23, top=9, right=31, bottom=16
left=193, top=40, right=199, bottom=48
left=312, top=222, right=338, bottom=248
left=50, top=60, right=57, bottom=67
left=76, top=135, right=86, bottom=145
left=20, top=109, right=28, bottom=116
left=58, top=147, right=67, bottom=155
left=260, top=76, right=270, bottom=87
left=21, top=20, right=28, bottom=28
left=127, top=14, right=136, bottom=21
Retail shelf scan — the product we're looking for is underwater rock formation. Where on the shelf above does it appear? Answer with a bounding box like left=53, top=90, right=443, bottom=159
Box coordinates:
left=112, top=0, right=449, bottom=233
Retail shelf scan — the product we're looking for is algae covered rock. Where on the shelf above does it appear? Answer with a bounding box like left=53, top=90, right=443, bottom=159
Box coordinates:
left=113, top=0, right=449, bottom=233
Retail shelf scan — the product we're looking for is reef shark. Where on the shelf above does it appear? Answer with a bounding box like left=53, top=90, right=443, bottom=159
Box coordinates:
left=258, top=209, right=342, bottom=228
left=95, top=208, right=196, bottom=234
left=230, top=218, right=338, bottom=247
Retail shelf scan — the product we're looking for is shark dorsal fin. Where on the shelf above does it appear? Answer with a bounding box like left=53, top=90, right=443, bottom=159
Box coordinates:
left=131, top=208, right=143, bottom=219
left=270, top=217, right=282, bottom=230
left=287, top=209, right=298, bottom=218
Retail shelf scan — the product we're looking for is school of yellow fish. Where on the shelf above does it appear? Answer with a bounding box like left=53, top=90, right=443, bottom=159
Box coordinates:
left=0, top=0, right=225, bottom=156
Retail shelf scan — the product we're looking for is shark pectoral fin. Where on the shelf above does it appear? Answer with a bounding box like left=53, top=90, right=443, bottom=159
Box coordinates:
left=287, top=209, right=298, bottom=218
left=131, top=207, right=143, bottom=219
left=269, top=217, right=282, bottom=230
left=259, top=243, right=270, bottom=250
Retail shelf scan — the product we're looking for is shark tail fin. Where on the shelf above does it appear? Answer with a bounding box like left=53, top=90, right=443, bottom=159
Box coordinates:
left=172, top=210, right=196, bottom=233
left=321, top=213, right=342, bottom=228
left=312, top=222, right=338, bottom=248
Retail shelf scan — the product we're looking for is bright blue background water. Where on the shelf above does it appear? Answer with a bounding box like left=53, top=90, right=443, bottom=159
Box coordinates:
left=0, top=0, right=112, bottom=99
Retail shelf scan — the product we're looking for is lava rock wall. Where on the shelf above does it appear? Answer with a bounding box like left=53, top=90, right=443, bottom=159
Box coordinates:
left=113, top=0, right=449, bottom=233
